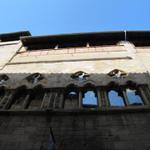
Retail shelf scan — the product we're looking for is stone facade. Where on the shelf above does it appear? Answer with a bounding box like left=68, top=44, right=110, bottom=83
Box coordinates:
left=0, top=31, right=150, bottom=150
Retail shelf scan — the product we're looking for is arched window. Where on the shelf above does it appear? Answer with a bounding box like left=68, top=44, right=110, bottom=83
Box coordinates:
left=125, top=81, right=144, bottom=105
left=125, top=88, right=143, bottom=105
left=9, top=86, right=28, bottom=109
left=108, top=90, right=125, bottom=107
left=0, top=74, right=9, bottom=85
left=26, top=73, right=44, bottom=84
left=107, top=82, right=125, bottom=107
left=82, top=84, right=98, bottom=107
left=108, top=69, right=127, bottom=78
left=27, top=85, right=44, bottom=109
left=71, top=71, right=89, bottom=81
left=64, top=84, right=79, bottom=109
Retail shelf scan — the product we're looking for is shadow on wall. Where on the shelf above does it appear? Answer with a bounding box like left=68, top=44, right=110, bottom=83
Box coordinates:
left=0, top=72, right=149, bottom=110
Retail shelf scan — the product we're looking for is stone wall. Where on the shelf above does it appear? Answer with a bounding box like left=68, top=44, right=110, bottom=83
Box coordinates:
left=0, top=43, right=150, bottom=76
left=1, top=34, right=150, bottom=150
left=0, top=111, right=150, bottom=150
left=0, top=41, right=21, bottom=70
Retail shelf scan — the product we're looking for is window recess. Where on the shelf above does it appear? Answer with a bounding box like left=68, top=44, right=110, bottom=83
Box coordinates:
left=64, top=84, right=79, bottom=109
left=81, top=84, right=98, bottom=108
left=107, top=89, right=125, bottom=107
left=125, top=87, right=144, bottom=106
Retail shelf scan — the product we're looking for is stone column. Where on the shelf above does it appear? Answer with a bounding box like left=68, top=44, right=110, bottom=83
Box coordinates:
left=79, top=90, right=82, bottom=109
left=103, top=90, right=110, bottom=108
left=96, top=88, right=101, bottom=107
left=22, top=93, right=30, bottom=109
left=41, top=91, right=51, bottom=109
left=138, top=86, right=150, bottom=105
left=58, top=91, right=64, bottom=109
left=100, top=88, right=109, bottom=107
left=3, top=90, right=15, bottom=109
left=122, top=90, right=130, bottom=106
left=0, top=90, right=12, bottom=109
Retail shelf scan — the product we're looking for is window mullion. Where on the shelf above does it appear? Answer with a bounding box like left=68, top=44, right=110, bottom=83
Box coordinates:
left=122, top=90, right=130, bottom=106
left=96, top=88, right=101, bottom=108
left=104, top=90, right=110, bottom=107
left=138, top=86, right=149, bottom=105
left=22, top=93, right=30, bottom=109
left=79, top=90, right=83, bottom=109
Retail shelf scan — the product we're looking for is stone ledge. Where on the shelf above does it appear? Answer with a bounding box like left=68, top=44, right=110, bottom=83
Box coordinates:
left=0, top=105, right=150, bottom=116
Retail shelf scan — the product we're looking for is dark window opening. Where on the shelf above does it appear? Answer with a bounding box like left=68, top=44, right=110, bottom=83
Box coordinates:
left=0, top=87, right=5, bottom=108
left=0, top=87, right=5, bottom=99
left=140, top=85, right=150, bottom=102
left=108, top=90, right=125, bottom=107
left=0, top=74, right=9, bottom=85
left=64, top=84, right=79, bottom=109
left=126, top=88, right=143, bottom=105
left=67, top=91, right=78, bottom=98
left=10, top=86, right=28, bottom=109
left=27, top=86, right=44, bottom=109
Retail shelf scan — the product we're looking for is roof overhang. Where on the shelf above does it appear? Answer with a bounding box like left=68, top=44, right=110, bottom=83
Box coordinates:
left=126, top=31, right=150, bottom=46
left=21, top=31, right=125, bottom=47
left=20, top=30, right=150, bottom=48
left=0, top=31, right=31, bottom=42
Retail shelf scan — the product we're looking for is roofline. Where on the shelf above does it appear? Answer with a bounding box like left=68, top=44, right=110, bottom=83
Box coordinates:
left=21, top=31, right=124, bottom=40
left=20, top=30, right=150, bottom=47
left=21, top=30, right=150, bottom=40
left=0, top=31, right=31, bottom=42
left=21, top=31, right=125, bottom=47
left=1, top=30, right=150, bottom=46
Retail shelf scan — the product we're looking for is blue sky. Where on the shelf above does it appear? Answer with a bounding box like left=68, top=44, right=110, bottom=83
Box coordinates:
left=0, top=0, right=150, bottom=35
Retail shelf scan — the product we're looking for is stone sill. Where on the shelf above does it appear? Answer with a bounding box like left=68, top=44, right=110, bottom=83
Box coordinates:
left=0, top=105, right=150, bottom=116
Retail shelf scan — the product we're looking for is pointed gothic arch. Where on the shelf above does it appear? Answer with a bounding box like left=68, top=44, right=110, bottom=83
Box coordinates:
left=82, top=83, right=98, bottom=107
left=0, top=74, right=9, bottom=85
left=71, top=71, right=89, bottom=81
left=125, top=81, right=144, bottom=105
left=107, top=69, right=127, bottom=78
left=64, top=84, right=79, bottom=109
left=107, top=82, right=125, bottom=107
left=9, top=85, right=28, bottom=109
left=26, top=73, right=44, bottom=84
left=27, top=85, right=44, bottom=109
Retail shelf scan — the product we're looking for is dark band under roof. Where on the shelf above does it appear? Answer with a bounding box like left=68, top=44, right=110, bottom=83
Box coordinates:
left=21, top=31, right=125, bottom=46
left=21, top=30, right=150, bottom=48
left=0, top=31, right=31, bottom=42
left=1, top=30, right=150, bottom=47
left=126, top=31, right=150, bottom=46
